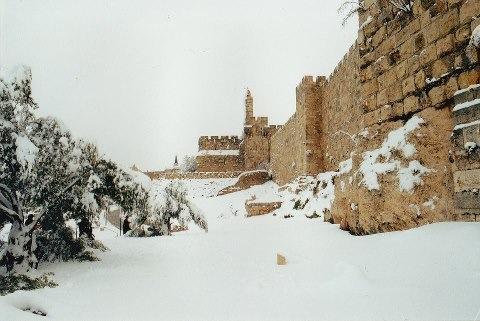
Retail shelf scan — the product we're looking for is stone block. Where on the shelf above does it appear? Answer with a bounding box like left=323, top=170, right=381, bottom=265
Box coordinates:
left=400, top=38, right=415, bottom=60
left=432, top=59, right=449, bottom=79
left=453, top=100, right=480, bottom=126
left=404, top=95, right=421, bottom=114
left=377, top=36, right=396, bottom=58
left=372, top=26, right=386, bottom=48
left=276, top=253, right=287, bottom=266
left=437, top=9, right=459, bottom=38
left=402, top=75, right=416, bottom=95
left=360, top=65, right=374, bottom=83
left=397, top=19, right=421, bottom=45
left=396, top=59, right=408, bottom=79
left=436, top=34, right=455, bottom=57
left=388, top=85, right=403, bottom=103
left=363, top=111, right=376, bottom=127
left=458, top=69, right=480, bottom=89
left=454, top=169, right=480, bottom=192
left=420, top=43, right=438, bottom=66
left=362, top=79, right=379, bottom=96
left=393, top=102, right=404, bottom=117
left=445, top=76, right=459, bottom=99
left=377, top=88, right=388, bottom=106
left=360, top=52, right=375, bottom=68
left=373, top=56, right=390, bottom=75
left=428, top=85, right=447, bottom=106
left=463, top=123, right=480, bottom=143
left=460, top=0, right=480, bottom=24
left=455, top=23, right=471, bottom=45
left=454, top=83, right=477, bottom=105
left=384, top=69, right=398, bottom=88
left=364, top=94, right=377, bottom=113
left=454, top=191, right=480, bottom=210
left=415, top=69, right=427, bottom=90
left=414, top=33, right=426, bottom=52
left=245, top=201, right=282, bottom=217
left=380, top=104, right=394, bottom=121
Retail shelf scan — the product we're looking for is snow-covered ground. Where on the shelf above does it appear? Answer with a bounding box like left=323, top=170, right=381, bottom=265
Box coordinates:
left=1, top=179, right=480, bottom=321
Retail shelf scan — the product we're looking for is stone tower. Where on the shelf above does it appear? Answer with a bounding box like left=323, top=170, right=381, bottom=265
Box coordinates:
left=245, top=89, right=254, bottom=125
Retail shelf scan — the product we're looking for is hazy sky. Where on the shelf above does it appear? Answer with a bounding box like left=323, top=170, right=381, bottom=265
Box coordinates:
left=1, top=0, right=357, bottom=171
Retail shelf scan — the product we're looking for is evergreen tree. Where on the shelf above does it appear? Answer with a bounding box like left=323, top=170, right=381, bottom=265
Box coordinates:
left=0, top=66, right=148, bottom=274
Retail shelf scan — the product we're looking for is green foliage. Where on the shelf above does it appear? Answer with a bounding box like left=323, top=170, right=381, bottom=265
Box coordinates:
left=0, top=273, right=57, bottom=296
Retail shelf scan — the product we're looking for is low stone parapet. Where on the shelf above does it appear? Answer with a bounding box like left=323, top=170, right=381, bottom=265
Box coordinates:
left=218, top=170, right=271, bottom=195
left=245, top=201, right=282, bottom=217
left=145, top=171, right=242, bottom=180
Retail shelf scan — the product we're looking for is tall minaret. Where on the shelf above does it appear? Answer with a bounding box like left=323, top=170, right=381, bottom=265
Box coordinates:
left=173, top=155, right=179, bottom=167
left=245, top=89, right=254, bottom=125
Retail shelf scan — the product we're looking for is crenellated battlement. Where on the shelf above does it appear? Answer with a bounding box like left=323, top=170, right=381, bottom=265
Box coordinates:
left=198, top=135, right=241, bottom=151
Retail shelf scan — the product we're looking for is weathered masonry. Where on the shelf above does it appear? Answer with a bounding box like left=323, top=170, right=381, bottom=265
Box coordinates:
left=189, top=0, right=480, bottom=233
left=195, top=90, right=280, bottom=173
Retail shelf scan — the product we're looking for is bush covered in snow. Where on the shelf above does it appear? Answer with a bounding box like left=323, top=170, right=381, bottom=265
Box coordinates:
left=128, top=180, right=208, bottom=237
left=180, top=155, right=197, bottom=172
left=0, top=66, right=149, bottom=276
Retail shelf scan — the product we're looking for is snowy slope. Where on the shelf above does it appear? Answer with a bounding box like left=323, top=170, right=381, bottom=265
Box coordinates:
left=1, top=179, right=480, bottom=321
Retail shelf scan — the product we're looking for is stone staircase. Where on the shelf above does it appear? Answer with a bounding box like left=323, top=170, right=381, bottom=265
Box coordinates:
left=451, top=84, right=480, bottom=220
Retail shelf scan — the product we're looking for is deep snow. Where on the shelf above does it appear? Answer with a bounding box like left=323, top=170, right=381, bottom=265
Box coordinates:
left=1, top=179, right=480, bottom=321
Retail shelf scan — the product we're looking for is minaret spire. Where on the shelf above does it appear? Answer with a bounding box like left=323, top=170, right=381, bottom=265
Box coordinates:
left=245, top=88, right=254, bottom=125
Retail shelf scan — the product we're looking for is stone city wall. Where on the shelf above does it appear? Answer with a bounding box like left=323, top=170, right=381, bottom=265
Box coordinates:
left=321, top=45, right=363, bottom=172
left=270, top=76, right=325, bottom=184
left=196, top=135, right=243, bottom=172
left=329, top=0, right=480, bottom=234
left=145, top=171, right=242, bottom=180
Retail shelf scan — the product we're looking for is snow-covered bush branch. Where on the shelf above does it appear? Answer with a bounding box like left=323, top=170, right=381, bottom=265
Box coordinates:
left=128, top=181, right=208, bottom=237
left=0, top=66, right=149, bottom=275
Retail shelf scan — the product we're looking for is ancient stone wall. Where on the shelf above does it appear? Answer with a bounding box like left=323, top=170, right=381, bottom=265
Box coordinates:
left=270, top=76, right=324, bottom=184
left=358, top=0, right=479, bottom=125
left=198, top=136, right=241, bottom=150
left=242, top=91, right=280, bottom=171
left=185, top=0, right=480, bottom=233
left=328, top=0, right=480, bottom=234
left=452, top=84, right=480, bottom=221
left=242, top=118, right=279, bottom=171
left=270, top=112, right=306, bottom=185
left=321, top=46, right=363, bottom=171
left=196, top=135, right=243, bottom=172
left=145, top=171, right=241, bottom=180
left=193, top=91, right=279, bottom=174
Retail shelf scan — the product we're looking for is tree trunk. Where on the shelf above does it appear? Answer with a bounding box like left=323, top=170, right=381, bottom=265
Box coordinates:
left=78, top=217, right=94, bottom=240
left=2, top=221, right=37, bottom=273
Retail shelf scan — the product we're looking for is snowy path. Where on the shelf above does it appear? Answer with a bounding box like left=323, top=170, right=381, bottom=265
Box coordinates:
left=1, top=179, right=480, bottom=320
left=1, top=218, right=480, bottom=321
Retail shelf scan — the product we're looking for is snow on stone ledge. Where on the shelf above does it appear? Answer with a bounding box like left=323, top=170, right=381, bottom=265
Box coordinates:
left=197, top=150, right=240, bottom=156
left=454, top=119, right=480, bottom=131
left=471, top=24, right=480, bottom=48
left=359, top=116, right=430, bottom=193
left=452, top=98, right=480, bottom=112
left=454, top=83, right=480, bottom=96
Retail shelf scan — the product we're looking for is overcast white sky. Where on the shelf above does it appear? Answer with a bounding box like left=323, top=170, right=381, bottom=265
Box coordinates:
left=1, top=0, right=357, bottom=171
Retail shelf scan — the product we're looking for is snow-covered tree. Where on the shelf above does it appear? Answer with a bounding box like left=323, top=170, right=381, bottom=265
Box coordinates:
left=128, top=181, right=207, bottom=237
left=0, top=66, right=149, bottom=274
left=181, top=155, right=197, bottom=172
